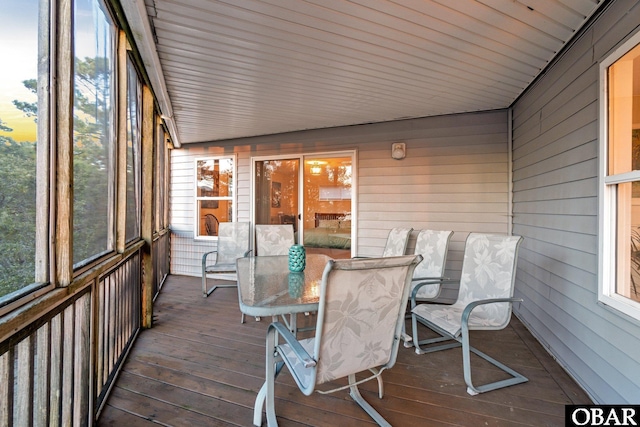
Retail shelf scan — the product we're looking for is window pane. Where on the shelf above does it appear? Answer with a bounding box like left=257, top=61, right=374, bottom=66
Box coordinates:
left=196, top=157, right=234, bottom=237
left=196, top=159, right=233, bottom=199
left=198, top=200, right=233, bottom=236
left=125, top=60, right=141, bottom=242
left=155, top=125, right=166, bottom=232
left=302, top=157, right=352, bottom=250
left=220, top=158, right=234, bottom=198
left=197, top=159, right=218, bottom=198
left=73, top=0, right=115, bottom=265
left=254, top=159, right=299, bottom=225
left=0, top=0, right=40, bottom=297
left=625, top=182, right=640, bottom=303
left=607, top=43, right=640, bottom=175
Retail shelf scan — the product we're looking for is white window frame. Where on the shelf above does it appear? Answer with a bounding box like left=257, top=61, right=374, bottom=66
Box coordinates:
left=598, top=29, right=640, bottom=321
left=194, top=155, right=236, bottom=240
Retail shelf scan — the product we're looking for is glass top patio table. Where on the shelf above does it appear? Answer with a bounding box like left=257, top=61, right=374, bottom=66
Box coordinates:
left=236, top=254, right=332, bottom=318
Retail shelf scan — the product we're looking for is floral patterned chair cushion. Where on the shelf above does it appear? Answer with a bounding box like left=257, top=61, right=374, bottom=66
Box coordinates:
left=411, top=229, right=454, bottom=299
left=263, top=255, right=422, bottom=426
left=381, top=227, right=413, bottom=257
left=255, top=224, right=295, bottom=256
left=216, top=222, right=251, bottom=265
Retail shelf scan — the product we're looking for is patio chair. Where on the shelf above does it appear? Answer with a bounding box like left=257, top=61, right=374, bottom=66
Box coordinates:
left=257, top=254, right=422, bottom=427
left=356, top=227, right=413, bottom=258
left=411, top=233, right=527, bottom=395
left=401, top=229, right=454, bottom=345
left=255, top=224, right=295, bottom=256
left=382, top=227, right=413, bottom=256
left=201, top=221, right=251, bottom=297
left=246, top=224, right=296, bottom=323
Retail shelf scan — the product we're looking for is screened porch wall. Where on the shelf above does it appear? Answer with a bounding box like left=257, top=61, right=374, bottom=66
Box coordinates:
left=169, top=109, right=510, bottom=303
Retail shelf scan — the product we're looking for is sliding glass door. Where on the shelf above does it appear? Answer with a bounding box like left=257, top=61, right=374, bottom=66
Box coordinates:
left=254, top=158, right=300, bottom=229
left=253, top=152, right=354, bottom=257
left=301, top=155, right=352, bottom=257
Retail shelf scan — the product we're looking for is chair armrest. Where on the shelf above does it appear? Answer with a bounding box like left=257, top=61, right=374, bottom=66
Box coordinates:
left=410, top=277, right=453, bottom=308
left=461, top=298, right=523, bottom=331
left=244, top=249, right=253, bottom=257
left=412, top=276, right=449, bottom=282
left=268, top=322, right=316, bottom=368
left=202, top=250, right=218, bottom=267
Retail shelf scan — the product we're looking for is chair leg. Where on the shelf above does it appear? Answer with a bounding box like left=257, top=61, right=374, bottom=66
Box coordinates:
left=205, top=281, right=238, bottom=297
left=461, top=330, right=528, bottom=395
left=202, top=271, right=208, bottom=298
left=264, top=327, right=283, bottom=427
left=253, top=382, right=267, bottom=426
left=367, top=368, right=384, bottom=398
left=202, top=271, right=238, bottom=298
left=240, top=314, right=260, bottom=323
left=411, top=314, right=460, bottom=354
left=400, top=321, right=413, bottom=347
left=348, top=374, right=391, bottom=427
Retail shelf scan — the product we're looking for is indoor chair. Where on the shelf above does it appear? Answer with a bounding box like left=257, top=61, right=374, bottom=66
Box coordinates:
left=256, top=254, right=422, bottom=427
left=204, top=213, right=219, bottom=236
left=411, top=233, right=527, bottom=395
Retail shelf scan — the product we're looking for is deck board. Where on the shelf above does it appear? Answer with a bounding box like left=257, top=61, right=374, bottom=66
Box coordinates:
left=97, top=275, right=591, bottom=426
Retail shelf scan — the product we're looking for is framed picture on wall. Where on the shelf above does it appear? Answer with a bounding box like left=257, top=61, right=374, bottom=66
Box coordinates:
left=271, top=181, right=281, bottom=208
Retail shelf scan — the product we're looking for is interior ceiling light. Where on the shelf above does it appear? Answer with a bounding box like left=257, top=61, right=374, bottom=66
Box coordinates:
left=307, top=160, right=327, bottom=176
left=310, top=163, right=322, bottom=175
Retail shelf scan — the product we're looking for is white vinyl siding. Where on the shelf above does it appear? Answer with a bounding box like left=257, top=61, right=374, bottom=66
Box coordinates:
left=511, top=0, right=640, bottom=404
left=169, top=110, right=509, bottom=302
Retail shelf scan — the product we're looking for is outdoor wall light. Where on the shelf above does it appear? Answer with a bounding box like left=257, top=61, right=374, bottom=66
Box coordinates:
left=391, top=142, right=406, bottom=160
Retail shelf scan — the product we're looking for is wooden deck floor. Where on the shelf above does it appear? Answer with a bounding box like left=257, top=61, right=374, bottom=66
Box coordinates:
left=97, top=274, right=591, bottom=427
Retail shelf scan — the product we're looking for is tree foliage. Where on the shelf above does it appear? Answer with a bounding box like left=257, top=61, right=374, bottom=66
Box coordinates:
left=0, top=56, right=113, bottom=297
left=12, top=79, right=38, bottom=118
left=0, top=135, right=36, bottom=296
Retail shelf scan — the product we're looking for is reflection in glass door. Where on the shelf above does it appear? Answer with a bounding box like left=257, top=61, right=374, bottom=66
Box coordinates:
left=254, top=159, right=300, bottom=232
left=302, top=155, right=352, bottom=258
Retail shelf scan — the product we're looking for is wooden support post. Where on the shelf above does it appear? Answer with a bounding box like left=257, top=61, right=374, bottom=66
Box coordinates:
left=55, top=0, right=74, bottom=286
left=141, top=86, right=155, bottom=328
left=116, top=30, right=128, bottom=253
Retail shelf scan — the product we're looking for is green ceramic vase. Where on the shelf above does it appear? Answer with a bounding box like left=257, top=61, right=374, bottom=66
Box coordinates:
left=288, top=244, right=306, bottom=272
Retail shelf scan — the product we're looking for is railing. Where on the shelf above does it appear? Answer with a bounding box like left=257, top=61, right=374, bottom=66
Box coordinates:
left=0, top=286, right=92, bottom=426
left=0, top=238, right=158, bottom=426
left=94, top=252, right=141, bottom=411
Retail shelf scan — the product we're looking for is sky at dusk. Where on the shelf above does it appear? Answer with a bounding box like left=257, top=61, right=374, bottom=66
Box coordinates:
left=1, top=0, right=108, bottom=143
left=0, top=0, right=39, bottom=142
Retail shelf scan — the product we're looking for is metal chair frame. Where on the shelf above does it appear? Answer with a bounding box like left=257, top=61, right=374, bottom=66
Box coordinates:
left=411, top=233, right=527, bottom=395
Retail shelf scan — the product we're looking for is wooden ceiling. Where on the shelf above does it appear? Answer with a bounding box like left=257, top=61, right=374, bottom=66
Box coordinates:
left=123, top=0, right=604, bottom=147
